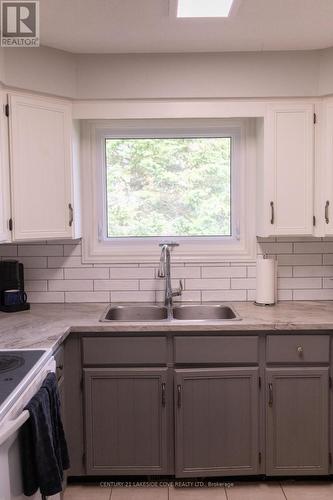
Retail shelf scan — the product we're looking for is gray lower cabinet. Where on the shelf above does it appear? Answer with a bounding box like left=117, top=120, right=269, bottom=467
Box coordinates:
left=266, top=367, right=329, bottom=475
left=174, top=367, right=260, bottom=477
left=84, top=367, right=169, bottom=475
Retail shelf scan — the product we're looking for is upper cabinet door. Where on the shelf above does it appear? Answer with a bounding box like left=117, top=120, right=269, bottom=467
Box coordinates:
left=8, top=93, right=79, bottom=241
left=257, top=104, right=314, bottom=236
left=0, top=92, right=11, bottom=243
left=319, top=101, right=333, bottom=235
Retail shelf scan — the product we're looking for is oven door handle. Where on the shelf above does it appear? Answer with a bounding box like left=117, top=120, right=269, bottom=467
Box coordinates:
left=0, top=410, right=29, bottom=446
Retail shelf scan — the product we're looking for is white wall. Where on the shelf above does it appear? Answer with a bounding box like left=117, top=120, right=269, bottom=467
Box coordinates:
left=3, top=45, right=333, bottom=99
left=319, top=47, right=333, bottom=96
left=76, top=51, right=320, bottom=99
left=2, top=46, right=76, bottom=98
left=0, top=46, right=331, bottom=99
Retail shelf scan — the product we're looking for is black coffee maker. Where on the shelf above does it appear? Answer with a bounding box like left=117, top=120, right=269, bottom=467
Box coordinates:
left=0, top=260, right=30, bottom=312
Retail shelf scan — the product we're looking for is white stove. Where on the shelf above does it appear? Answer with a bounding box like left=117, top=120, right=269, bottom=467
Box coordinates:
left=0, top=350, right=50, bottom=422
left=0, top=349, right=59, bottom=500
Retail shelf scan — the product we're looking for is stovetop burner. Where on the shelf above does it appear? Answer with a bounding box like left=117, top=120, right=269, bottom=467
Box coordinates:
left=0, top=354, right=25, bottom=374
left=0, top=349, right=46, bottom=413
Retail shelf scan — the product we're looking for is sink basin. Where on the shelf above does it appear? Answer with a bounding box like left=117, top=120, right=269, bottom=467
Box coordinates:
left=172, top=304, right=239, bottom=321
left=101, top=303, right=240, bottom=322
left=101, top=304, right=168, bottom=321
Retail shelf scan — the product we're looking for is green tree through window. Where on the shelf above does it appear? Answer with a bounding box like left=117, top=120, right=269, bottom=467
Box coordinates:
left=105, top=137, right=231, bottom=238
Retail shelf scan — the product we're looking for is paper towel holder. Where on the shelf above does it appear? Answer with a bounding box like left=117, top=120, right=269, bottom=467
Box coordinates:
left=254, top=254, right=277, bottom=307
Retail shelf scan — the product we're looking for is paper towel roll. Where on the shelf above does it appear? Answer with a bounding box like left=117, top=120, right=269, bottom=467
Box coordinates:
left=255, top=256, right=277, bottom=305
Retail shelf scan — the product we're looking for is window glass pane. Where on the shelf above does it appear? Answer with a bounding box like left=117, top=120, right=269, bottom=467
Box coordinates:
left=105, top=137, right=231, bottom=238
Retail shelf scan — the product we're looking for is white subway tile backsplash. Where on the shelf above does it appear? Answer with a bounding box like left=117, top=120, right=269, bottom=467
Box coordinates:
left=0, top=245, right=18, bottom=257
left=277, top=266, right=293, bottom=277
left=48, top=256, right=92, bottom=268
left=293, top=266, right=333, bottom=277
left=258, top=242, right=293, bottom=254
left=323, top=254, right=333, bottom=265
left=140, top=279, right=179, bottom=291
left=202, top=266, right=246, bottom=278
left=277, top=254, right=322, bottom=265
left=18, top=245, right=63, bottom=257
left=2, top=237, right=333, bottom=304
left=65, top=291, right=110, bottom=303
left=110, top=290, right=156, bottom=302
left=322, top=278, right=333, bottom=289
left=186, top=278, right=230, bottom=290
left=293, top=289, right=333, bottom=300
left=247, top=266, right=256, bottom=278
left=171, top=266, right=201, bottom=279
left=231, top=278, right=256, bottom=289
left=278, top=277, right=322, bottom=289
left=294, top=242, right=326, bottom=254
left=277, top=289, right=293, bottom=300
left=24, top=268, right=64, bottom=280
left=49, top=280, right=93, bottom=291
left=94, top=280, right=138, bottom=291
left=156, top=290, right=201, bottom=302
left=25, top=280, right=48, bottom=292
left=64, top=268, right=109, bottom=280
left=109, top=267, right=155, bottom=279
left=202, top=290, right=247, bottom=301
left=63, top=244, right=82, bottom=257
left=19, top=257, right=47, bottom=268
left=27, top=291, right=65, bottom=303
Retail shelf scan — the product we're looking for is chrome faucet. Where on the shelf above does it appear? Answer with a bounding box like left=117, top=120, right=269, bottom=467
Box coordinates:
left=158, top=242, right=183, bottom=314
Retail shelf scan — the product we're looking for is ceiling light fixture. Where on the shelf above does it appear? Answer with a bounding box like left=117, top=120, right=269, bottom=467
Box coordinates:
left=176, top=0, right=235, bottom=18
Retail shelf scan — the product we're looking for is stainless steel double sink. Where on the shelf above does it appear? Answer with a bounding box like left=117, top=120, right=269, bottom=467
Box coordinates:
left=100, top=303, right=240, bottom=322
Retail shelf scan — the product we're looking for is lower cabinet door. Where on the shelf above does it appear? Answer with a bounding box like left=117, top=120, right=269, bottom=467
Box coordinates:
left=266, top=367, right=329, bottom=475
left=84, top=367, right=169, bottom=475
left=174, top=367, right=259, bottom=477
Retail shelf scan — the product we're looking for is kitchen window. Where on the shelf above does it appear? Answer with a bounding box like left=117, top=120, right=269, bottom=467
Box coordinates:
left=82, top=119, right=256, bottom=263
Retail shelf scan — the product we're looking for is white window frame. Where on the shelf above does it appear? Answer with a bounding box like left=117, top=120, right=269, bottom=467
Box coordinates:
left=81, top=118, right=256, bottom=263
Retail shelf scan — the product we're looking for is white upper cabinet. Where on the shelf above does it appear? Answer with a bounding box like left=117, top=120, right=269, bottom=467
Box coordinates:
left=8, top=93, right=81, bottom=241
left=257, top=103, right=315, bottom=237
left=0, top=92, right=11, bottom=242
left=316, top=100, right=333, bottom=236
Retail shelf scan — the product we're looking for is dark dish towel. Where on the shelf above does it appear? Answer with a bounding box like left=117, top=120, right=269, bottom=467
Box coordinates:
left=42, top=372, right=70, bottom=473
left=20, top=373, right=70, bottom=497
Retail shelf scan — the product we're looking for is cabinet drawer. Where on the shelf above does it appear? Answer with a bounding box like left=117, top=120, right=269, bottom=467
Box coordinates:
left=266, top=335, right=330, bottom=364
left=174, top=336, right=259, bottom=364
left=82, top=337, right=167, bottom=365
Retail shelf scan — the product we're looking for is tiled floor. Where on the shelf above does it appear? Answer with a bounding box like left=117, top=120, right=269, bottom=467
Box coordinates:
left=64, top=481, right=333, bottom=499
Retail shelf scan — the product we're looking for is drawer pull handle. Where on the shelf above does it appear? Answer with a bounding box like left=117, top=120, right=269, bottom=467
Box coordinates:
left=297, top=346, right=304, bottom=356
left=177, top=384, right=182, bottom=408
left=268, top=383, right=273, bottom=407
left=161, top=382, right=166, bottom=407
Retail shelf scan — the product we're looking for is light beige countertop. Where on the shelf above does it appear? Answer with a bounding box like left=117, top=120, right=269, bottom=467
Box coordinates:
left=0, top=301, right=333, bottom=352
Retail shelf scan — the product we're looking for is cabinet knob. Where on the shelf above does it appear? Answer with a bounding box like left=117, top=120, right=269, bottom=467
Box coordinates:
left=297, top=346, right=303, bottom=356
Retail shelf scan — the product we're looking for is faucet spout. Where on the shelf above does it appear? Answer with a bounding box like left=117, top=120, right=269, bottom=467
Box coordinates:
left=157, top=242, right=182, bottom=312
left=157, top=245, right=167, bottom=278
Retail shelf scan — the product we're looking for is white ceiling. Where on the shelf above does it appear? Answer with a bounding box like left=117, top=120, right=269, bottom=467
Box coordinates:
left=40, top=0, right=333, bottom=54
